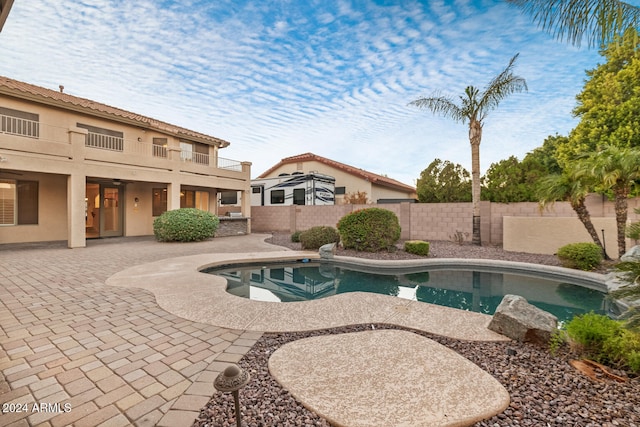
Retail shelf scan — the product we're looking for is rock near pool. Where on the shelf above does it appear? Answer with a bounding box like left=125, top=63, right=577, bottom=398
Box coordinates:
left=488, top=294, right=558, bottom=345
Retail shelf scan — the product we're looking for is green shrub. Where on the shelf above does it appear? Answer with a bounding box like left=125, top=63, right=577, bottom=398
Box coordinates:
left=565, top=312, right=640, bottom=373
left=557, top=242, right=603, bottom=271
left=153, top=208, right=219, bottom=242
left=291, top=231, right=302, bottom=243
left=337, top=208, right=401, bottom=252
left=404, top=240, right=430, bottom=256
left=299, top=226, right=340, bottom=250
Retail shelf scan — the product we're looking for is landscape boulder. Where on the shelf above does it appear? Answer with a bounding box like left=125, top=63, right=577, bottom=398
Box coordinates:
left=488, top=294, right=558, bottom=345
left=319, top=243, right=336, bottom=259
left=621, top=245, right=640, bottom=262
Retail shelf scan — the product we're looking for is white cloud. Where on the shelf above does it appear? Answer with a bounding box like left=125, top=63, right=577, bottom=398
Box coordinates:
left=0, top=0, right=603, bottom=186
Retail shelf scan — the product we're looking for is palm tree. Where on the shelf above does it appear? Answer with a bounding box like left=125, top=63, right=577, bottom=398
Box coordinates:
left=507, top=0, right=640, bottom=48
left=536, top=166, right=609, bottom=258
left=409, top=54, right=527, bottom=245
left=612, top=261, right=640, bottom=330
left=587, top=145, right=640, bottom=257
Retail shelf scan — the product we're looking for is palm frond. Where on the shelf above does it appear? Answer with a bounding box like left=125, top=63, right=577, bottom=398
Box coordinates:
left=478, top=54, right=528, bottom=121
left=507, top=0, right=640, bottom=48
left=409, top=94, right=467, bottom=123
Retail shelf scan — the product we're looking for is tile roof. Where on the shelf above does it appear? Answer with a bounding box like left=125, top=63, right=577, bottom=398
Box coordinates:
left=0, top=75, right=230, bottom=147
left=258, top=152, right=416, bottom=192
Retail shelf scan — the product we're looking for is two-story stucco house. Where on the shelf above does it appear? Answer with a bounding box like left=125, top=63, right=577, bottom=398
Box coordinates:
left=0, top=76, right=251, bottom=247
left=257, top=152, right=417, bottom=204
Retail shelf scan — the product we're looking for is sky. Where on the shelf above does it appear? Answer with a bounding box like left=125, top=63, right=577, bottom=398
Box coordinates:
left=0, top=0, right=613, bottom=186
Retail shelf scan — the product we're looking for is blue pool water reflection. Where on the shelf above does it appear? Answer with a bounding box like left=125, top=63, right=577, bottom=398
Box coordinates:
left=206, top=262, right=607, bottom=322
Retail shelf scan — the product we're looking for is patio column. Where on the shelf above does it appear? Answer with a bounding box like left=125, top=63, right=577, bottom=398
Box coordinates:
left=67, top=173, right=86, bottom=248
left=167, top=181, right=181, bottom=211
left=67, top=126, right=88, bottom=248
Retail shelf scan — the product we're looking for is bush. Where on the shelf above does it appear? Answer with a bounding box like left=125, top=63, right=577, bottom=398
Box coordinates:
left=565, top=312, right=640, bottom=373
left=298, top=226, right=340, bottom=250
left=153, top=208, right=219, bottom=242
left=337, top=208, right=401, bottom=252
left=404, top=240, right=430, bottom=256
left=557, top=242, right=603, bottom=271
left=291, top=231, right=302, bottom=243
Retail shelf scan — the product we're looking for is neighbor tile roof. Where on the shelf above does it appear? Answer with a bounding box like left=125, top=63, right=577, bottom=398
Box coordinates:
left=0, top=75, right=230, bottom=147
left=258, top=152, right=416, bottom=192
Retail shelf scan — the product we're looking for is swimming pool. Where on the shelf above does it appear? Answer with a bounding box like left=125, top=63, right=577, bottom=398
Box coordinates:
left=205, top=260, right=608, bottom=322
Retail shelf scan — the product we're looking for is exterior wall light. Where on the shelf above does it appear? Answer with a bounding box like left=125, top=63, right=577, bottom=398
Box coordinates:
left=214, top=364, right=250, bottom=427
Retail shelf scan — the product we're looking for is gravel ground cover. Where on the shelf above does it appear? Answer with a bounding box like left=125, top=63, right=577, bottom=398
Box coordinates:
left=194, top=233, right=637, bottom=427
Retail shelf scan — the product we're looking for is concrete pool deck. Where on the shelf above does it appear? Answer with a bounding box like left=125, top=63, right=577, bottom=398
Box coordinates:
left=106, top=251, right=516, bottom=340
left=0, top=234, right=608, bottom=427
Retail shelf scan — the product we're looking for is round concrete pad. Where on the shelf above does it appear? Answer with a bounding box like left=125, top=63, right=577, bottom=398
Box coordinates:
left=268, top=330, right=510, bottom=427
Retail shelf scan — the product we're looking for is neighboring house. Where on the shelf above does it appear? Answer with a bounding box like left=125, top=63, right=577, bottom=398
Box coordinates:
left=257, top=153, right=417, bottom=204
left=0, top=76, right=251, bottom=247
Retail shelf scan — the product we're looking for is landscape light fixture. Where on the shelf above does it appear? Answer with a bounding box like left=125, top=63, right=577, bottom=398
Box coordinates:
left=214, top=364, right=250, bottom=427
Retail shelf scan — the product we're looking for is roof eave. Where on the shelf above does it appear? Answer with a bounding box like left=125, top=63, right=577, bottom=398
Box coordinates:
left=0, top=85, right=231, bottom=148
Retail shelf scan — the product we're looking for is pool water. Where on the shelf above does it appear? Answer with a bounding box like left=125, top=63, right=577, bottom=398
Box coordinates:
left=207, top=261, right=607, bottom=322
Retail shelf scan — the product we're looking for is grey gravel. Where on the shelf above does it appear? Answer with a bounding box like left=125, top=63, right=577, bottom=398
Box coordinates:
left=193, top=233, right=637, bottom=427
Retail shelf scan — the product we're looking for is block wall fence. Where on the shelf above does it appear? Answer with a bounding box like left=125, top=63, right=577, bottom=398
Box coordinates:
left=250, top=195, right=640, bottom=253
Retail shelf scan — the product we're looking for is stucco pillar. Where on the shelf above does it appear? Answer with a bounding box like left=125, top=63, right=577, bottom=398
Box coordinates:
left=241, top=188, right=251, bottom=233
left=241, top=161, right=252, bottom=233
left=167, top=181, right=181, bottom=211
left=67, top=127, right=88, bottom=248
left=400, top=202, right=411, bottom=240
left=67, top=173, right=86, bottom=248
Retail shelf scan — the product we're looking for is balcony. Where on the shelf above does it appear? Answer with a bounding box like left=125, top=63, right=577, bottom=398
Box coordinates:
left=1, top=114, right=39, bottom=138
left=83, top=136, right=245, bottom=177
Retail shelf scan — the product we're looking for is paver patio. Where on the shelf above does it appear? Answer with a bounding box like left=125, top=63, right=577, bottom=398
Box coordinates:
left=0, top=235, right=284, bottom=427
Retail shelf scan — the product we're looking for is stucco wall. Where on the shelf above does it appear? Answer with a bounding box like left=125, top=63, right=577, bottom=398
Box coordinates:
left=251, top=196, right=640, bottom=257
left=503, top=217, right=621, bottom=258
left=0, top=172, right=68, bottom=244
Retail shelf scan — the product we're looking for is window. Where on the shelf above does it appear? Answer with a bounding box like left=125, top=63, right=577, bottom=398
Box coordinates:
left=0, top=180, right=38, bottom=225
left=180, top=141, right=209, bottom=165
left=220, top=191, right=238, bottom=205
left=293, top=188, right=305, bottom=205
left=252, top=187, right=261, bottom=194
left=17, top=181, right=38, bottom=224
left=181, top=190, right=210, bottom=210
left=78, top=123, right=124, bottom=151
left=0, top=107, right=39, bottom=138
left=0, top=180, right=15, bottom=225
left=335, top=186, right=346, bottom=195
left=271, top=190, right=285, bottom=204
left=180, top=141, right=193, bottom=161
left=153, top=138, right=168, bottom=158
left=152, top=188, right=167, bottom=216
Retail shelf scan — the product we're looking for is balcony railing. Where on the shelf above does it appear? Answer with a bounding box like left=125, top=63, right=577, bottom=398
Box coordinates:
left=85, top=132, right=123, bottom=151
left=153, top=144, right=167, bottom=158
left=180, top=149, right=209, bottom=165
left=1, top=114, right=40, bottom=138
left=85, top=137, right=244, bottom=172
left=217, top=157, right=243, bottom=171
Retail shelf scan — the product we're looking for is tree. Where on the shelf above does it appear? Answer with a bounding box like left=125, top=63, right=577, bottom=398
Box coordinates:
left=409, top=54, right=527, bottom=244
left=611, top=260, right=640, bottom=330
left=507, top=0, right=640, bottom=48
left=343, top=191, right=369, bottom=204
left=536, top=164, right=608, bottom=257
left=416, top=159, right=471, bottom=203
left=522, top=134, right=565, bottom=176
left=586, top=145, right=640, bottom=257
left=556, top=27, right=640, bottom=166
left=482, top=155, right=556, bottom=203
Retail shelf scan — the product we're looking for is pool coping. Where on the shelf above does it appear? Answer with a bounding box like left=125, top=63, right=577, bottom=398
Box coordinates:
left=106, top=251, right=609, bottom=341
